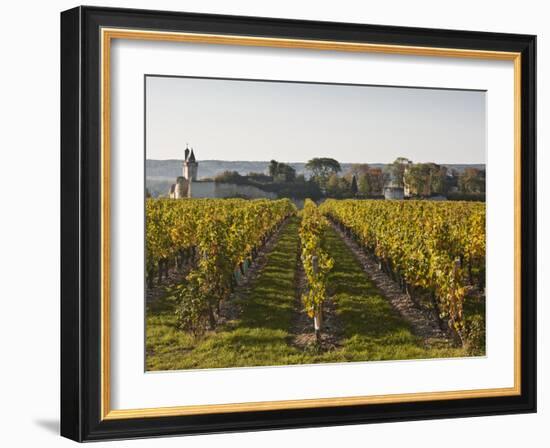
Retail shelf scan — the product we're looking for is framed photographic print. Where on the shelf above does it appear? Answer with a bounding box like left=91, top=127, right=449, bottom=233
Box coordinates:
left=60, top=6, right=536, bottom=442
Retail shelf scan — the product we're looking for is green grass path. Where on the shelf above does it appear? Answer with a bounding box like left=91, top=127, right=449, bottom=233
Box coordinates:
left=322, top=225, right=463, bottom=362
left=146, top=216, right=463, bottom=371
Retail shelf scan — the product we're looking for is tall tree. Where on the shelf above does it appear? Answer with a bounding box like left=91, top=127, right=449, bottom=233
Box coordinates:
left=389, top=157, right=411, bottom=187
left=350, top=175, right=358, bottom=195
left=428, top=164, right=448, bottom=195
left=305, top=158, right=341, bottom=189
left=357, top=173, right=371, bottom=196
left=268, top=160, right=279, bottom=178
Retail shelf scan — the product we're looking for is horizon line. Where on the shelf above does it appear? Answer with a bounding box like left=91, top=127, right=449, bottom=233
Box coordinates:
left=146, top=158, right=486, bottom=165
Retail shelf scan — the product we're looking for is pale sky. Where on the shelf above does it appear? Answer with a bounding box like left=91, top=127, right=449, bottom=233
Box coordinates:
left=145, top=75, right=486, bottom=164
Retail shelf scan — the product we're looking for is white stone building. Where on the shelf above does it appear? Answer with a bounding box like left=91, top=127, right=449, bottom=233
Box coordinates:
left=169, top=145, right=198, bottom=199
left=168, top=145, right=277, bottom=200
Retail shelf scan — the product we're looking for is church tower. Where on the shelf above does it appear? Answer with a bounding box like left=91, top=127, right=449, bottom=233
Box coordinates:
left=183, top=144, right=198, bottom=181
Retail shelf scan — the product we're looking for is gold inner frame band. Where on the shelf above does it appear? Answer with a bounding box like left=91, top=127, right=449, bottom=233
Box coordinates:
left=100, top=27, right=522, bottom=421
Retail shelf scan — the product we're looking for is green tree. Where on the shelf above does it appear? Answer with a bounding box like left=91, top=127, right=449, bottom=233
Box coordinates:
left=357, top=173, right=371, bottom=195
left=326, top=174, right=351, bottom=198
left=345, top=165, right=367, bottom=195
left=278, top=163, right=296, bottom=182
left=305, top=158, right=341, bottom=189
left=326, top=173, right=341, bottom=197
left=459, top=168, right=486, bottom=193
left=429, top=164, right=448, bottom=195
left=404, top=164, right=428, bottom=196
left=268, top=160, right=296, bottom=182
left=350, top=174, right=358, bottom=195
left=403, top=163, right=448, bottom=197
left=389, top=157, right=411, bottom=188
left=268, top=160, right=279, bottom=178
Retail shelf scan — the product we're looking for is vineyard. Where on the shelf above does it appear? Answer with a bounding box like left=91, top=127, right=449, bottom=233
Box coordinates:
left=146, top=198, right=296, bottom=334
left=320, top=199, right=486, bottom=348
left=146, top=198, right=485, bottom=371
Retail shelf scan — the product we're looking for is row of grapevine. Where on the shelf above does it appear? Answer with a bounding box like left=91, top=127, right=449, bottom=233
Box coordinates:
left=299, top=199, right=334, bottom=341
left=320, top=199, right=485, bottom=346
left=146, top=198, right=297, bottom=334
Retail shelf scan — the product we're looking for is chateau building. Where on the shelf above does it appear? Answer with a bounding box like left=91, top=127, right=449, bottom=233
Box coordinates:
left=169, top=145, right=198, bottom=199
left=168, top=144, right=277, bottom=200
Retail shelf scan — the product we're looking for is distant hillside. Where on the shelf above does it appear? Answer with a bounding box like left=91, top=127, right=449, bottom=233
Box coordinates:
left=145, top=160, right=485, bottom=197
left=146, top=159, right=485, bottom=181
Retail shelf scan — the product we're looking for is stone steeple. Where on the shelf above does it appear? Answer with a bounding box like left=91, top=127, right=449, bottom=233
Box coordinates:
left=184, top=143, right=190, bottom=161
left=183, top=146, right=198, bottom=181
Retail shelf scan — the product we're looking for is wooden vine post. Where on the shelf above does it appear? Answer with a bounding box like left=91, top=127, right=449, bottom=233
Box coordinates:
left=311, top=255, right=323, bottom=342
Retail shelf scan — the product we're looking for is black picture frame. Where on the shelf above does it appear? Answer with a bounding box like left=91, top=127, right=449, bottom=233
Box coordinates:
left=61, top=5, right=536, bottom=442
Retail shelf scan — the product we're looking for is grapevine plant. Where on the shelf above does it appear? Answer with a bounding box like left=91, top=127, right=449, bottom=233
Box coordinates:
left=299, top=199, right=334, bottom=341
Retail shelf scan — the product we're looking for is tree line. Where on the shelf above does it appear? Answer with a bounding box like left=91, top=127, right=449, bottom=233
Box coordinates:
left=213, top=156, right=486, bottom=200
